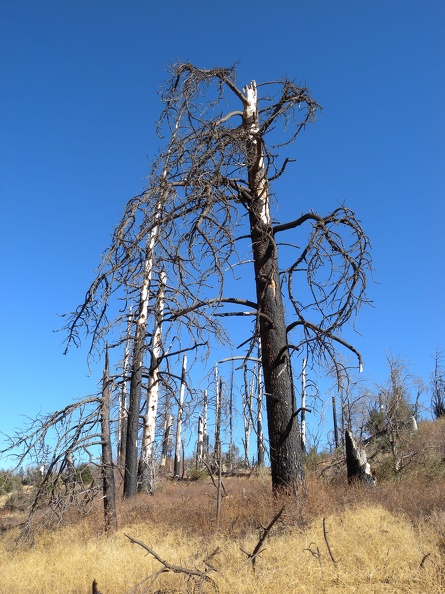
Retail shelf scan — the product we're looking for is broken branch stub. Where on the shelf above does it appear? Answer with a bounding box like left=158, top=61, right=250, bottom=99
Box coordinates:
left=345, top=430, right=376, bottom=486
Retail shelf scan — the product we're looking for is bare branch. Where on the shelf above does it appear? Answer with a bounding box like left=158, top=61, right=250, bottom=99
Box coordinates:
left=238, top=506, right=285, bottom=572
left=60, top=62, right=372, bottom=492
left=124, top=533, right=218, bottom=590
left=323, top=517, right=339, bottom=565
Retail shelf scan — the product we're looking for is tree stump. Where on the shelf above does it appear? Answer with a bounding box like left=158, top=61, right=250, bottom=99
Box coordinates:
left=345, top=430, right=376, bottom=486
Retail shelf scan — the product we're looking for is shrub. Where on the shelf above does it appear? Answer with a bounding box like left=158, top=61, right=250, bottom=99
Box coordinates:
left=75, top=463, right=93, bottom=485
left=188, top=467, right=208, bottom=482
left=0, top=470, right=23, bottom=495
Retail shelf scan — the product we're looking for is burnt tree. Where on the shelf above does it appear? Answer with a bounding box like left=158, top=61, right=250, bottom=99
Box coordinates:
left=100, top=345, right=117, bottom=531
left=63, top=64, right=371, bottom=492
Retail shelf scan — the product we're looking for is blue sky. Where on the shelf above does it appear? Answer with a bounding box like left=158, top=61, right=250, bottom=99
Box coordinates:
left=1, top=1, right=444, bottom=458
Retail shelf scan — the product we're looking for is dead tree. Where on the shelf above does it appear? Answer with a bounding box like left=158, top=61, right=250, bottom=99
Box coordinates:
left=160, top=413, right=173, bottom=467
left=242, top=364, right=253, bottom=467
left=0, top=347, right=119, bottom=537
left=213, top=365, right=222, bottom=466
left=256, top=360, right=265, bottom=467
left=197, top=415, right=204, bottom=467
left=431, top=348, right=445, bottom=419
left=332, top=394, right=339, bottom=449
left=366, top=354, right=421, bottom=472
left=1, top=396, right=105, bottom=541
left=300, top=358, right=307, bottom=452
left=345, top=429, right=375, bottom=485
left=117, top=307, right=133, bottom=471
left=100, top=345, right=117, bottom=532
left=173, top=354, right=187, bottom=477
left=139, top=270, right=167, bottom=493
left=62, top=63, right=371, bottom=493
left=228, top=365, right=234, bottom=471
left=123, top=205, right=162, bottom=498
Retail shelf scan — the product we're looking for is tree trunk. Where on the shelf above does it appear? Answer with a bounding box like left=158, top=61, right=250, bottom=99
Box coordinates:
left=301, top=358, right=307, bottom=453
left=173, top=355, right=186, bottom=477
left=118, top=308, right=133, bottom=471
left=139, top=270, right=166, bottom=493
left=197, top=415, right=204, bottom=467
left=202, top=389, right=208, bottom=461
left=213, top=366, right=222, bottom=464
left=101, top=345, right=117, bottom=532
left=243, top=81, right=303, bottom=490
left=242, top=364, right=252, bottom=466
left=345, top=430, right=376, bottom=486
left=123, top=206, right=161, bottom=498
left=123, top=309, right=146, bottom=497
left=257, top=361, right=265, bottom=467
left=160, top=413, right=173, bottom=467
left=228, top=367, right=234, bottom=471
left=332, top=394, right=339, bottom=449
left=64, top=450, right=76, bottom=502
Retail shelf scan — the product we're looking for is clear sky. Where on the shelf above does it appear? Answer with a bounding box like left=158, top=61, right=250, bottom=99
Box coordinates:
left=1, top=1, right=444, bottom=458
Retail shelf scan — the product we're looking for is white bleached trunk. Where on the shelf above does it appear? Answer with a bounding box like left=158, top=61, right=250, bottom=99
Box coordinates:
left=141, top=272, right=167, bottom=458
left=139, top=271, right=167, bottom=492
left=124, top=202, right=162, bottom=497
left=197, top=416, right=204, bottom=467
left=243, top=81, right=270, bottom=226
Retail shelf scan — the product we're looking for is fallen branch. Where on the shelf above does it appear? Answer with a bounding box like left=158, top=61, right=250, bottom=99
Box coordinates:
left=323, top=517, right=339, bottom=565
left=204, top=547, right=221, bottom=572
left=239, top=506, right=285, bottom=573
left=124, top=533, right=218, bottom=592
left=303, top=542, right=322, bottom=566
left=420, top=552, right=431, bottom=568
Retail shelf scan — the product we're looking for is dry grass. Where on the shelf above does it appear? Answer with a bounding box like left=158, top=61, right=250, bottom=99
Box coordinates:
left=2, top=420, right=445, bottom=592
left=1, top=471, right=445, bottom=593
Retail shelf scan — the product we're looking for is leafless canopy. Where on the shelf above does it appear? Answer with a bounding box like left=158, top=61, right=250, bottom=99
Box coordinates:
left=63, top=62, right=371, bottom=378
left=1, top=396, right=103, bottom=540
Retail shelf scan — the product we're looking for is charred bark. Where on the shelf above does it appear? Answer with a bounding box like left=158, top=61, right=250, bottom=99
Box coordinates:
left=101, top=345, right=117, bottom=531
left=243, top=80, right=303, bottom=490
left=173, top=355, right=187, bottom=477
left=63, top=64, right=371, bottom=496
left=160, top=413, right=173, bottom=467
left=251, top=230, right=303, bottom=489
left=345, top=429, right=375, bottom=486
left=118, top=309, right=132, bottom=471
left=123, top=330, right=144, bottom=497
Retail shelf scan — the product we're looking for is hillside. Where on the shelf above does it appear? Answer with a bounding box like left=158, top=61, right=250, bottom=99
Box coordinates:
left=1, top=418, right=445, bottom=593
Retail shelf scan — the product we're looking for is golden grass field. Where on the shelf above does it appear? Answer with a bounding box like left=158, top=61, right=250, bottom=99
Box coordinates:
left=2, top=419, right=445, bottom=593
left=1, top=472, right=445, bottom=594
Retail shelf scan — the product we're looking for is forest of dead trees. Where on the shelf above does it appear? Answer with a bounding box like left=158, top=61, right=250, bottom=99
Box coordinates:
left=1, top=341, right=443, bottom=539
left=1, top=64, right=444, bottom=539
